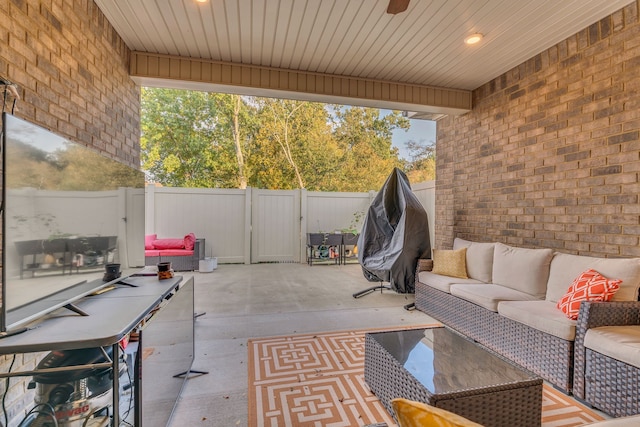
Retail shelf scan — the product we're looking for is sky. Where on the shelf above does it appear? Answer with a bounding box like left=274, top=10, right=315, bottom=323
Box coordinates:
left=381, top=109, right=436, bottom=160
left=333, top=105, right=437, bottom=161
left=392, top=117, right=436, bottom=160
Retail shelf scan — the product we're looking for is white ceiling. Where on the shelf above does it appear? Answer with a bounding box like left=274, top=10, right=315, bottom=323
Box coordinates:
left=96, top=0, right=633, bottom=92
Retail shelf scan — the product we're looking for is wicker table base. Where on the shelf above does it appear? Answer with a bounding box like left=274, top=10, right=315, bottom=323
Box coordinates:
left=364, top=327, right=543, bottom=427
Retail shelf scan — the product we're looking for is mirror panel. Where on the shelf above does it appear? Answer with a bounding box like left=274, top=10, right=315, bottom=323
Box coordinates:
left=2, top=113, right=145, bottom=331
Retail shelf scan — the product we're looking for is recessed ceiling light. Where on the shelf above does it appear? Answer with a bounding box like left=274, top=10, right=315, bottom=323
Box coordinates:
left=464, top=33, right=483, bottom=45
left=196, top=0, right=208, bottom=3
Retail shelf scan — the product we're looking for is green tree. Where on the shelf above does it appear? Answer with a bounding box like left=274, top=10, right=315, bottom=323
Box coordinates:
left=331, top=107, right=408, bottom=191
left=57, top=145, right=144, bottom=190
left=249, top=99, right=340, bottom=190
left=6, top=142, right=143, bottom=191
left=230, top=94, right=249, bottom=188
left=404, top=139, right=436, bottom=183
left=140, top=89, right=415, bottom=192
left=140, top=88, right=256, bottom=188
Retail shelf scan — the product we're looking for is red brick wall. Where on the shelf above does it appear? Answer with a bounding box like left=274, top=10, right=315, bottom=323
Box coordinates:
left=0, top=0, right=140, bottom=166
left=0, top=1, right=139, bottom=423
left=435, top=2, right=640, bottom=258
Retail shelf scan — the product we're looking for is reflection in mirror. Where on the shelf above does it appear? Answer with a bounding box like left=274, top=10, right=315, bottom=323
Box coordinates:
left=2, top=113, right=145, bottom=331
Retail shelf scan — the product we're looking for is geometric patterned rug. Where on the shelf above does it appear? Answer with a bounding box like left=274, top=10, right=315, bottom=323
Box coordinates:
left=248, top=327, right=605, bottom=427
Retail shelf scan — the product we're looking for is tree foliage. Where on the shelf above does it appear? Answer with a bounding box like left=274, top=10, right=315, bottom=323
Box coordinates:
left=140, top=87, right=432, bottom=191
left=7, top=142, right=142, bottom=191
left=404, top=139, right=436, bottom=183
left=331, top=106, right=407, bottom=191
left=141, top=88, right=257, bottom=188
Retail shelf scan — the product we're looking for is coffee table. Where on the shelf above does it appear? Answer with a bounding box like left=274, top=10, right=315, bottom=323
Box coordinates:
left=364, top=327, right=542, bottom=427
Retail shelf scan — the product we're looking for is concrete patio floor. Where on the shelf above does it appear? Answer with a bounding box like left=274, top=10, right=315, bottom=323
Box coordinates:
left=167, top=262, right=436, bottom=426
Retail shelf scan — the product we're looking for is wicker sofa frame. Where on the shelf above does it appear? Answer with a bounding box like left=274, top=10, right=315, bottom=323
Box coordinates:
left=414, top=259, right=575, bottom=393
left=145, top=238, right=205, bottom=271
left=573, top=301, right=640, bottom=417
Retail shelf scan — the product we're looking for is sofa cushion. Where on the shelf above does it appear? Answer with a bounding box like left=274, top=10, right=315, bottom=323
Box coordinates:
left=153, top=238, right=186, bottom=250
left=145, top=250, right=160, bottom=257
left=498, top=300, right=577, bottom=341
left=584, top=415, right=640, bottom=426
left=418, top=271, right=484, bottom=293
left=453, top=238, right=495, bottom=283
left=556, top=269, right=622, bottom=320
left=432, top=248, right=468, bottom=279
left=184, top=233, right=196, bottom=250
left=157, top=249, right=194, bottom=257
left=450, top=284, right=541, bottom=312
left=492, top=243, right=554, bottom=298
left=546, top=252, right=640, bottom=303
left=584, top=325, right=640, bottom=369
left=145, top=234, right=157, bottom=250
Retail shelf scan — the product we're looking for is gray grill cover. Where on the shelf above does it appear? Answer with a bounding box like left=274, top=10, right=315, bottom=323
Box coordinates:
left=357, top=168, right=431, bottom=293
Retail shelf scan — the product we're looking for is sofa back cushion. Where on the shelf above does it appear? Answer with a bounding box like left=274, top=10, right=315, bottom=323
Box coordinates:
left=546, top=252, right=640, bottom=302
left=153, top=238, right=186, bottom=250
left=453, top=238, right=495, bottom=283
left=492, top=243, right=553, bottom=298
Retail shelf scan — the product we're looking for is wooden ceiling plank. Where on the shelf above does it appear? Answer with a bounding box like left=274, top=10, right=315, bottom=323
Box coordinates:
left=288, top=0, right=323, bottom=71
left=308, top=0, right=360, bottom=74
left=99, top=0, right=635, bottom=91
left=355, top=0, right=459, bottom=82
left=170, top=1, right=208, bottom=59
left=312, top=0, right=368, bottom=75
left=428, top=0, right=628, bottom=88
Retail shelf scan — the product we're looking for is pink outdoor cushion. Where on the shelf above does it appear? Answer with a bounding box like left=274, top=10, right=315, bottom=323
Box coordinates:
left=158, top=249, right=194, bottom=256
left=184, top=233, right=196, bottom=250
left=145, top=249, right=160, bottom=257
left=145, top=234, right=157, bottom=250
left=152, top=238, right=185, bottom=250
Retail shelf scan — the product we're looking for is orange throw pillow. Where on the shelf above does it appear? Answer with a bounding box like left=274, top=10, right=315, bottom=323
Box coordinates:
left=556, top=269, right=622, bottom=320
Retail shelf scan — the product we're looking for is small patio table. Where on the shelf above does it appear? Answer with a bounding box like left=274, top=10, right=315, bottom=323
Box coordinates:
left=364, top=327, right=542, bottom=427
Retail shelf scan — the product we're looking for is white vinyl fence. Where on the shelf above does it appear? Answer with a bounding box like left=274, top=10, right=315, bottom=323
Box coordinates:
left=145, top=181, right=435, bottom=264
left=7, top=187, right=145, bottom=274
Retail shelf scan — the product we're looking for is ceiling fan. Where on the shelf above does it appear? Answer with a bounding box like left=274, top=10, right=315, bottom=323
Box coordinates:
left=387, top=0, right=410, bottom=14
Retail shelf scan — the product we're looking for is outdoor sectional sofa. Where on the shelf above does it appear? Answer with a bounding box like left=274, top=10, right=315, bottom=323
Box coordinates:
left=144, top=233, right=205, bottom=271
left=414, top=238, right=640, bottom=397
left=574, top=301, right=640, bottom=417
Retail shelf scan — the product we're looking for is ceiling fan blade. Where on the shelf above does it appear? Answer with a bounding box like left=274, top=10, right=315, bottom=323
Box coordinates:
left=387, top=0, right=410, bottom=14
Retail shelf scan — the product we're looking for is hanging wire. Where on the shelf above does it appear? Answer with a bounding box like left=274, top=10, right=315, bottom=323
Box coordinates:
left=1, top=85, right=7, bottom=113
left=16, top=403, right=58, bottom=427
left=1, top=355, right=16, bottom=427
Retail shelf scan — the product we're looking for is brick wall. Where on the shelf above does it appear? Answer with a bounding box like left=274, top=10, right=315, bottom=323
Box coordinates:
left=0, top=1, right=139, bottom=424
left=435, top=2, right=640, bottom=259
left=0, top=0, right=140, bottom=167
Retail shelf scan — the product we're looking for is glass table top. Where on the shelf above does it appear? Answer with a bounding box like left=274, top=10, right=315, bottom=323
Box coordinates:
left=369, top=327, right=538, bottom=394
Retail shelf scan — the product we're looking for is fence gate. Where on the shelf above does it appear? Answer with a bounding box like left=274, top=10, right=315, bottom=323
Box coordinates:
left=251, top=189, right=301, bottom=263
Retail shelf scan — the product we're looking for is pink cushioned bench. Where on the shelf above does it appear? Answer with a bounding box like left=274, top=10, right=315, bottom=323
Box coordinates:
left=144, top=233, right=205, bottom=271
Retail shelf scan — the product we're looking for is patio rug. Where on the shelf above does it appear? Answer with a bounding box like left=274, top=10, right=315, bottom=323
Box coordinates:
left=248, top=326, right=605, bottom=427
